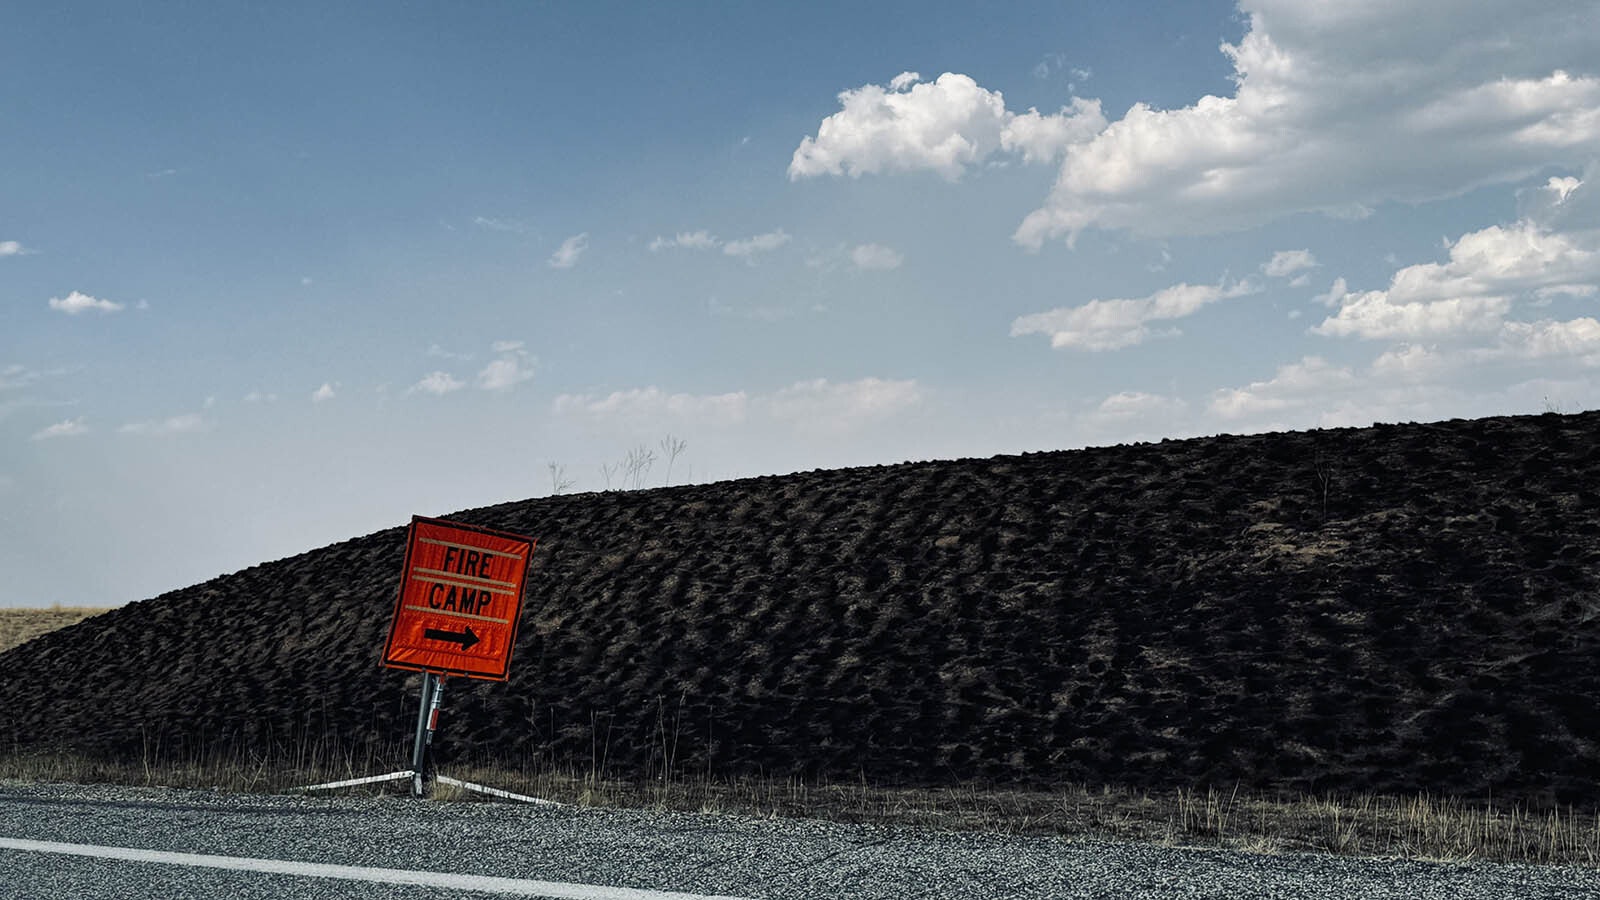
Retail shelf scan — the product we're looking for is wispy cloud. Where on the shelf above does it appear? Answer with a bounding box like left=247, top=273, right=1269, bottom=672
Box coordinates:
left=723, top=229, right=791, bottom=259
left=649, top=230, right=719, bottom=252
left=311, top=383, right=336, bottom=403
left=1094, top=391, right=1185, bottom=419
left=30, top=417, right=89, bottom=441
left=409, top=371, right=465, bottom=395
left=1263, top=250, right=1318, bottom=278
left=477, top=342, right=535, bottom=392
left=427, top=344, right=474, bottom=362
left=554, top=376, right=921, bottom=433
left=1, top=366, right=80, bottom=425
left=767, top=377, right=922, bottom=430
left=1, top=364, right=41, bottom=392
left=473, top=216, right=531, bottom=234
left=1081, top=391, right=1190, bottom=436
left=548, top=233, right=589, bottom=269
left=1209, top=357, right=1359, bottom=421
left=1033, top=53, right=1091, bottom=89
left=649, top=229, right=792, bottom=261
left=119, top=413, right=208, bottom=436
left=850, top=243, right=903, bottom=270
left=0, top=240, right=33, bottom=257
left=553, top=386, right=751, bottom=426
left=1012, top=280, right=1259, bottom=351
left=410, top=343, right=536, bottom=395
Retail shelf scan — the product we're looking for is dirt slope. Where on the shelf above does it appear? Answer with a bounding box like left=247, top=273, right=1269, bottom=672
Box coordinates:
left=4, top=411, right=1598, bottom=804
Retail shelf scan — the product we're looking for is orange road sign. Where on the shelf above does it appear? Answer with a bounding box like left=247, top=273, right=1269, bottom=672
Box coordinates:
left=382, top=516, right=536, bottom=681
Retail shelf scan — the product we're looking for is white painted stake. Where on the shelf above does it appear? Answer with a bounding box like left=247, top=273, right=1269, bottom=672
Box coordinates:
left=295, top=771, right=414, bottom=792
left=436, top=775, right=563, bottom=806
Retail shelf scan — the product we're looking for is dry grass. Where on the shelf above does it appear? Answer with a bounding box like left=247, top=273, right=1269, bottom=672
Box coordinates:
left=0, top=606, right=112, bottom=654
left=3, top=746, right=1595, bottom=866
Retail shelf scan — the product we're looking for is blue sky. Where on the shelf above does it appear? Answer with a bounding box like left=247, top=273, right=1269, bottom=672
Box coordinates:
left=5, top=1, right=1599, bottom=607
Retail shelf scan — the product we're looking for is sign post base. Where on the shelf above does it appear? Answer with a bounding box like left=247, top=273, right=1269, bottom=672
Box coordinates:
left=295, top=769, right=559, bottom=805
left=295, top=672, right=558, bottom=805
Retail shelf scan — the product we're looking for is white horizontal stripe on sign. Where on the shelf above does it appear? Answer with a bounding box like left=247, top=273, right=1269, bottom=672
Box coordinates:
left=412, top=568, right=520, bottom=592
left=420, top=537, right=526, bottom=559
left=401, top=603, right=511, bottom=625
left=0, top=838, right=759, bottom=900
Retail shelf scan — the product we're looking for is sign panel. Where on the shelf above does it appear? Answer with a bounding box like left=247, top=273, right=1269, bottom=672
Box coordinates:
left=382, top=516, right=536, bottom=681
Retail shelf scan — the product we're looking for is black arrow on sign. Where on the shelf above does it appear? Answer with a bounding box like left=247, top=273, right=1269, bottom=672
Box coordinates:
left=423, top=626, right=480, bottom=650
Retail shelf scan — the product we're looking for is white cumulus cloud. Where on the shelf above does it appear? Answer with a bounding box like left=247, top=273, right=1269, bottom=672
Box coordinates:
left=1001, top=98, right=1107, bottom=165
left=1014, top=1, right=1600, bottom=245
left=48, top=291, right=124, bottom=315
left=1313, top=290, right=1512, bottom=341
left=311, top=383, right=336, bottom=403
left=1, top=241, right=30, bottom=257
left=789, top=72, right=1105, bottom=181
left=1314, top=218, right=1600, bottom=340
left=1492, top=317, right=1600, bottom=365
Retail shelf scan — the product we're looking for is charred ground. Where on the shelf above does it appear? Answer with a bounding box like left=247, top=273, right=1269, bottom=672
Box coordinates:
left=4, top=411, right=1598, bottom=805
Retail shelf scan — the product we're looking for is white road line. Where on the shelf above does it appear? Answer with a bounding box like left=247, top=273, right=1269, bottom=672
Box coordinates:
left=0, top=838, right=758, bottom=900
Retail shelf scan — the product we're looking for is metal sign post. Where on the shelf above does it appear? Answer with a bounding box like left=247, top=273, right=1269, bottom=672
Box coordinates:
left=410, top=672, right=440, bottom=798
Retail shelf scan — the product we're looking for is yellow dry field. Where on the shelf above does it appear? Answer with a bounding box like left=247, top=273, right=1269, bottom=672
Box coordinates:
left=0, top=607, right=112, bottom=655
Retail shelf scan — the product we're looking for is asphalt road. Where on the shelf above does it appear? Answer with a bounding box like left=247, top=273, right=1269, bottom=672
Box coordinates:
left=1, top=781, right=1597, bottom=899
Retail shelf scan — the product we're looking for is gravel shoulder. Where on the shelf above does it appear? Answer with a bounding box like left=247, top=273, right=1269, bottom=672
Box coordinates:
left=2, top=781, right=1598, bottom=899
